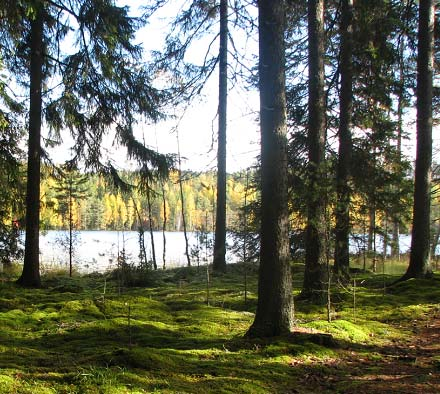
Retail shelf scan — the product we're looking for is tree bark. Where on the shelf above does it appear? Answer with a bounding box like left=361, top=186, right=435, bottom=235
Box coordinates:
left=402, top=0, right=434, bottom=280
left=17, top=5, right=43, bottom=287
left=301, top=0, right=327, bottom=302
left=213, top=0, right=228, bottom=273
left=334, top=0, right=353, bottom=282
left=246, top=0, right=293, bottom=338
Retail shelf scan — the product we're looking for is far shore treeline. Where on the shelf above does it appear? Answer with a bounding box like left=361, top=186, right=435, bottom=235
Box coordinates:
left=7, top=164, right=419, bottom=244
left=37, top=167, right=255, bottom=233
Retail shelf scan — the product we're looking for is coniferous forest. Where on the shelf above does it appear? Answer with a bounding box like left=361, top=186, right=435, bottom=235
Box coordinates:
left=1, top=0, right=440, bottom=392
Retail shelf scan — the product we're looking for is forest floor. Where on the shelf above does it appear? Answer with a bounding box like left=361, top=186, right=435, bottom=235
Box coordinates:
left=292, top=304, right=440, bottom=393
left=0, top=261, right=439, bottom=393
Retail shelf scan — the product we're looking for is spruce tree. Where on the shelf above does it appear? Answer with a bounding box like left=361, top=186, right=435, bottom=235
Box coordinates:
left=1, top=0, right=172, bottom=287
left=246, top=0, right=293, bottom=338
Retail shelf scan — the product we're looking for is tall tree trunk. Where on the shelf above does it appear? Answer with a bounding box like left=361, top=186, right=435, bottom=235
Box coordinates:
left=402, top=0, right=434, bottom=280
left=213, top=0, right=228, bottom=273
left=17, top=6, right=43, bottom=287
left=246, top=0, right=293, bottom=338
left=391, top=38, right=405, bottom=260
left=333, top=0, right=353, bottom=282
left=69, top=182, right=73, bottom=277
left=301, top=0, right=327, bottom=302
left=243, top=169, right=249, bottom=263
left=146, top=180, right=157, bottom=270
left=176, top=132, right=191, bottom=267
left=161, top=182, right=167, bottom=269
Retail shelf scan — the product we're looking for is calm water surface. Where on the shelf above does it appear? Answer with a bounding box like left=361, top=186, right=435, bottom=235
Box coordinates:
left=31, top=231, right=430, bottom=274
left=39, top=230, right=219, bottom=273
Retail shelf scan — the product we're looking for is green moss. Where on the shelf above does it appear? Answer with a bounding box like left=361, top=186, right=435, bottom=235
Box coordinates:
left=0, top=374, right=15, bottom=393
left=0, top=264, right=438, bottom=393
left=306, top=319, right=372, bottom=342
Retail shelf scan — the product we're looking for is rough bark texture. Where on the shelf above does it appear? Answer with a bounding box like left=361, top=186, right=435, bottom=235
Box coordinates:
left=17, top=6, right=43, bottom=288
left=334, top=0, right=353, bottom=281
left=403, top=0, right=434, bottom=280
left=246, top=0, right=293, bottom=338
left=302, top=0, right=327, bottom=302
left=213, top=0, right=228, bottom=273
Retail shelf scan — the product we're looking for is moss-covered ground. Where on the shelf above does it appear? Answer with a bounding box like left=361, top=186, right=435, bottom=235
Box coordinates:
left=0, top=260, right=439, bottom=393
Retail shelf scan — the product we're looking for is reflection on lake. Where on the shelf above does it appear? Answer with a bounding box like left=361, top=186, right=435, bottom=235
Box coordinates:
left=38, top=230, right=220, bottom=273
left=31, top=231, right=431, bottom=274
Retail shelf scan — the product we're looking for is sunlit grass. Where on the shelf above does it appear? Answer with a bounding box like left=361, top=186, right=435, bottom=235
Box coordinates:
left=0, top=260, right=438, bottom=393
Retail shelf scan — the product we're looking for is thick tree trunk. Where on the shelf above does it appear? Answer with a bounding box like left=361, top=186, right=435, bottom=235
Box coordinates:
left=213, top=0, right=228, bottom=273
left=403, top=0, right=434, bottom=280
left=17, top=7, right=43, bottom=288
left=302, top=0, right=327, bottom=302
left=334, top=0, right=353, bottom=282
left=246, top=0, right=293, bottom=338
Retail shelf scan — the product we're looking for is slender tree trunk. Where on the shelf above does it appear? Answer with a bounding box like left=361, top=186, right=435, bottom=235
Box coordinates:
left=176, top=133, right=191, bottom=267
left=17, top=6, right=43, bottom=287
left=161, top=182, right=167, bottom=269
left=402, top=0, right=434, bottom=280
left=302, top=0, right=327, bottom=302
left=383, top=218, right=388, bottom=261
left=246, top=0, right=293, bottom=338
left=392, top=39, right=405, bottom=260
left=392, top=222, right=400, bottom=260
left=243, top=169, right=249, bottom=304
left=131, top=197, right=147, bottom=268
left=367, top=206, right=376, bottom=253
left=334, top=0, right=353, bottom=282
left=431, top=221, right=440, bottom=258
left=243, top=169, right=249, bottom=263
left=213, top=0, right=228, bottom=273
left=69, top=183, right=73, bottom=277
left=146, top=180, right=157, bottom=270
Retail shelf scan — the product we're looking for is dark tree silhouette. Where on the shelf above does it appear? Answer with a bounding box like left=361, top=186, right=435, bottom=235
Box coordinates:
left=246, top=0, right=293, bottom=338
left=333, top=0, right=354, bottom=281
left=213, top=0, right=228, bottom=273
left=17, top=4, right=43, bottom=287
left=301, top=0, right=327, bottom=302
left=402, top=0, right=434, bottom=280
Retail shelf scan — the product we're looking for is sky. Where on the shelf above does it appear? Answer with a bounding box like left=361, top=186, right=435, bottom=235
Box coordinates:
left=46, top=0, right=261, bottom=173
left=129, top=0, right=261, bottom=173
left=88, top=0, right=260, bottom=173
left=46, top=0, right=440, bottom=172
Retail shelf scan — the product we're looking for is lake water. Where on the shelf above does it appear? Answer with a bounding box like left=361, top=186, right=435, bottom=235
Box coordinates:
left=38, top=230, right=225, bottom=273
left=32, top=230, right=435, bottom=274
